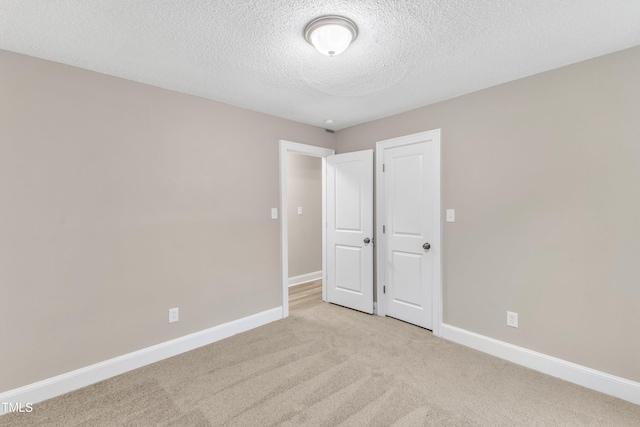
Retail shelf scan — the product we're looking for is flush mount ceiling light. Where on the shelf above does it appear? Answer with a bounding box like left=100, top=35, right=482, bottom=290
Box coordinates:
left=304, top=15, right=358, bottom=57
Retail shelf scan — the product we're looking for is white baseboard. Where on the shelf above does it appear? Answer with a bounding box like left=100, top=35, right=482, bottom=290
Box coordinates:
left=288, top=270, right=322, bottom=287
left=0, top=306, right=283, bottom=416
left=441, top=323, right=640, bottom=405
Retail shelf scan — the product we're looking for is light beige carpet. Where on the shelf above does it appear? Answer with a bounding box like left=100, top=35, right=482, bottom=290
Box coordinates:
left=2, top=282, right=638, bottom=426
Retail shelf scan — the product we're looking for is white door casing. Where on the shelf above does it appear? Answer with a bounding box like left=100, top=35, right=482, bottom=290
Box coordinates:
left=326, top=150, right=374, bottom=314
left=376, top=130, right=442, bottom=335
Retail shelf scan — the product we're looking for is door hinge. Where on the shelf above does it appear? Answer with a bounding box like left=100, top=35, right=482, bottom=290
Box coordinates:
left=383, top=164, right=385, bottom=172
left=383, top=225, right=385, bottom=233
left=383, top=285, right=386, bottom=294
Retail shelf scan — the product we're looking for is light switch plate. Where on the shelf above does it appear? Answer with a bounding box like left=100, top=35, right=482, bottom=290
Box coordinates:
left=298, top=206, right=303, bottom=215
left=446, top=209, right=455, bottom=222
left=271, top=208, right=278, bottom=219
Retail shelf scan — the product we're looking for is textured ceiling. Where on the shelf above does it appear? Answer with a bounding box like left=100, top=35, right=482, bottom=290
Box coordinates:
left=1, top=1, right=639, bottom=130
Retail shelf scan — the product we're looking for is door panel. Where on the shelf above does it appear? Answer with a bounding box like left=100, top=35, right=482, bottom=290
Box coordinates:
left=335, top=245, right=362, bottom=293
left=384, top=142, right=434, bottom=328
left=392, top=251, right=422, bottom=307
left=392, top=155, right=423, bottom=234
left=335, top=160, right=363, bottom=231
left=326, top=150, right=373, bottom=314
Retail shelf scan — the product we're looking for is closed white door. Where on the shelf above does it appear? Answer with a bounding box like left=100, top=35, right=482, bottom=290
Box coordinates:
left=382, top=140, right=438, bottom=329
left=326, top=150, right=374, bottom=314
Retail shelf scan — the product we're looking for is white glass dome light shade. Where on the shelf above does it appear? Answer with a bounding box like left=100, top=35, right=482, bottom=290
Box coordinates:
left=304, top=16, right=358, bottom=57
left=309, top=23, right=352, bottom=56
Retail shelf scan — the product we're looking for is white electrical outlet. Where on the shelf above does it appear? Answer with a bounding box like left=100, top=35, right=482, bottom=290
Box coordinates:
left=507, top=311, right=518, bottom=328
left=297, top=206, right=303, bottom=215
left=169, top=307, right=179, bottom=323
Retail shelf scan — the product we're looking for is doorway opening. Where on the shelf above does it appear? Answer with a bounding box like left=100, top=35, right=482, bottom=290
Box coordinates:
left=279, top=141, right=334, bottom=318
left=286, top=152, right=323, bottom=312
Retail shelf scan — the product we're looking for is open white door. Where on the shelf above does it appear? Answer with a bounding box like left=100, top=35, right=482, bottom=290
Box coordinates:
left=326, top=150, right=374, bottom=314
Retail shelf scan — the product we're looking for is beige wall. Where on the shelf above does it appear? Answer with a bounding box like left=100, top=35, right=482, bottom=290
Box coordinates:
left=3, top=44, right=640, bottom=394
left=287, top=153, right=322, bottom=278
left=0, top=50, right=335, bottom=392
left=336, top=46, right=640, bottom=382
